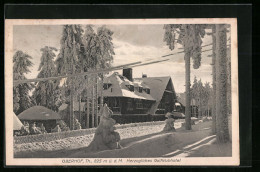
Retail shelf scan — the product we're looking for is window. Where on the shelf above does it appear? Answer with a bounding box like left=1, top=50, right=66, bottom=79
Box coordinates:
left=134, top=87, right=143, bottom=93
left=136, top=99, right=143, bottom=109
left=126, top=85, right=134, bottom=92
left=112, top=98, right=120, bottom=113
left=143, top=101, right=150, bottom=109
left=127, top=98, right=133, bottom=111
left=118, top=75, right=125, bottom=81
left=144, top=88, right=150, bottom=94
left=103, top=83, right=112, bottom=90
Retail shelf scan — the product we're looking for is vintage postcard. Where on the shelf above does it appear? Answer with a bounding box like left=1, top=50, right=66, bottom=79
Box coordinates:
left=5, top=18, right=239, bottom=166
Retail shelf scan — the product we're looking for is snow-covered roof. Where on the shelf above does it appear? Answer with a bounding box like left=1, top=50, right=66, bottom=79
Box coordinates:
left=18, top=106, right=61, bottom=120
left=103, top=72, right=155, bottom=101
left=13, top=112, right=23, bottom=130
left=134, top=76, right=176, bottom=114
left=175, top=102, right=181, bottom=106
left=134, top=76, right=172, bottom=101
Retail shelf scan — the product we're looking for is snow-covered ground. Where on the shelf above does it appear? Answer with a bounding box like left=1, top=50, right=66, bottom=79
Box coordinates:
left=14, top=119, right=231, bottom=158
left=70, top=121, right=231, bottom=158
left=14, top=120, right=184, bottom=157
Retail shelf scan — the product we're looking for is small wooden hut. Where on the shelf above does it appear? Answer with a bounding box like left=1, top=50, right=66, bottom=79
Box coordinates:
left=18, top=106, right=61, bottom=132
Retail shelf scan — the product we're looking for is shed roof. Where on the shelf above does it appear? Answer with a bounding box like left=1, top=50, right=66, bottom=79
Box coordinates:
left=18, top=106, right=61, bottom=120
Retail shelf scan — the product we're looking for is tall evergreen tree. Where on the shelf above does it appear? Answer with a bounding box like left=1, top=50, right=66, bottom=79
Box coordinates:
left=13, top=50, right=34, bottom=114
left=81, top=25, right=101, bottom=128
left=203, top=82, right=212, bottom=116
left=32, top=46, right=61, bottom=111
left=55, top=25, right=84, bottom=129
left=215, top=24, right=230, bottom=142
left=97, top=26, right=115, bottom=108
left=211, top=25, right=217, bottom=134
left=191, top=76, right=198, bottom=103
left=226, top=46, right=232, bottom=115
left=197, top=79, right=204, bottom=117
left=164, top=24, right=206, bottom=130
left=79, top=25, right=115, bottom=127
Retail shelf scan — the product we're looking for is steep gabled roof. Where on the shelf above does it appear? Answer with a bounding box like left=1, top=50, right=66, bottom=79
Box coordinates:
left=103, top=72, right=155, bottom=101
left=134, top=76, right=171, bottom=101
left=134, top=76, right=176, bottom=114
left=18, top=106, right=61, bottom=120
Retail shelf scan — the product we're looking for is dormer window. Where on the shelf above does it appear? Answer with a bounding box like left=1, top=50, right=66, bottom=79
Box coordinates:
left=118, top=75, right=125, bottom=81
left=144, top=88, right=150, bottom=94
left=103, top=83, right=112, bottom=90
left=138, top=87, right=143, bottom=93
left=126, top=85, right=134, bottom=92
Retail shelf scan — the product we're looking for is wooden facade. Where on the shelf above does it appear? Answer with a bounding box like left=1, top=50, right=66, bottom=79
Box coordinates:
left=155, top=80, right=176, bottom=114
left=103, top=97, right=155, bottom=115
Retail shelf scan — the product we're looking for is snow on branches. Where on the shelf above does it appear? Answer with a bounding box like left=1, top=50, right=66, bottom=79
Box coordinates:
left=163, top=24, right=207, bottom=69
left=13, top=51, right=34, bottom=114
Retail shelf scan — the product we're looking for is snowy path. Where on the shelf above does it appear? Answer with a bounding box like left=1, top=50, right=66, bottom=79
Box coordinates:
left=70, top=121, right=216, bottom=158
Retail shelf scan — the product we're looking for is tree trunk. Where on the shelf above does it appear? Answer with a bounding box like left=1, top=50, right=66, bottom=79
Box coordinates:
left=215, top=24, right=229, bottom=142
left=69, top=63, right=75, bottom=130
left=100, top=74, right=104, bottom=106
left=95, top=75, right=99, bottom=126
left=211, top=25, right=217, bottom=134
left=70, top=86, right=74, bottom=130
left=92, top=84, right=95, bottom=128
left=79, top=95, right=81, bottom=124
left=86, top=96, right=90, bottom=128
left=185, top=53, right=192, bottom=130
left=199, top=96, right=202, bottom=118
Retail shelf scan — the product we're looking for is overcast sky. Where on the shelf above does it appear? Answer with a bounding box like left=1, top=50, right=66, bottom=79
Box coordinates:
left=13, top=24, right=216, bottom=93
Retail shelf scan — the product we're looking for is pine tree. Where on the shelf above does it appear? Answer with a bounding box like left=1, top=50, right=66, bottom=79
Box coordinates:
left=164, top=24, right=206, bottom=130
left=81, top=25, right=101, bottom=128
left=79, top=25, right=115, bottom=127
left=215, top=24, right=229, bottom=142
left=204, top=82, right=212, bottom=117
left=32, top=46, right=61, bottom=111
left=55, top=25, right=84, bottom=129
left=97, top=26, right=115, bottom=113
left=211, top=25, right=217, bottom=134
left=226, top=46, right=232, bottom=115
left=13, top=50, right=34, bottom=114
left=191, top=77, right=198, bottom=103
left=197, top=79, right=204, bottom=118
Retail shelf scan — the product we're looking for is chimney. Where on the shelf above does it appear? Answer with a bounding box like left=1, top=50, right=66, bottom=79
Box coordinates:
left=123, top=68, right=133, bottom=81
left=142, top=74, right=147, bottom=78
